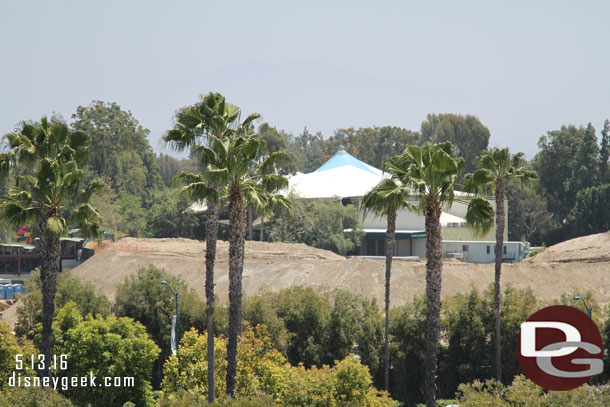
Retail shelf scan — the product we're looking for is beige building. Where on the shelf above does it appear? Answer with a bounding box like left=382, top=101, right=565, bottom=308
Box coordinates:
left=288, top=146, right=509, bottom=260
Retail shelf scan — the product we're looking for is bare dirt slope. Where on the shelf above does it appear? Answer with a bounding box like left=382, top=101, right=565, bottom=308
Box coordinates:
left=70, top=233, right=610, bottom=307
left=525, top=231, right=610, bottom=264
left=3, top=233, right=609, bottom=329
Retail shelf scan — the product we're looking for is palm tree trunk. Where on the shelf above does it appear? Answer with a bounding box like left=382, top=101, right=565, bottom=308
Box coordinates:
left=424, top=199, right=442, bottom=407
left=384, top=208, right=397, bottom=391
left=494, top=178, right=505, bottom=382
left=226, top=183, right=246, bottom=397
left=38, top=215, right=61, bottom=378
left=205, top=201, right=219, bottom=402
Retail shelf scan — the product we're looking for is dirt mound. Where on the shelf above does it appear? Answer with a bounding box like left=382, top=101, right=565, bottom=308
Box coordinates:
left=67, top=236, right=610, bottom=307
left=4, top=234, right=610, bottom=329
left=526, top=232, right=610, bottom=263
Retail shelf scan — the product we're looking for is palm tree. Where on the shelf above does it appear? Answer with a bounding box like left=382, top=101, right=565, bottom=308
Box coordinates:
left=0, top=118, right=103, bottom=377
left=387, top=142, right=493, bottom=407
left=361, top=158, right=414, bottom=391
left=462, top=147, right=536, bottom=382
left=163, top=92, right=241, bottom=402
left=196, top=130, right=289, bottom=397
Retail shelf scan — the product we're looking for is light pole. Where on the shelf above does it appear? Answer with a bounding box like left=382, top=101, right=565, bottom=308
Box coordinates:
left=161, top=281, right=179, bottom=356
left=573, top=295, right=593, bottom=386
left=573, top=295, right=592, bottom=318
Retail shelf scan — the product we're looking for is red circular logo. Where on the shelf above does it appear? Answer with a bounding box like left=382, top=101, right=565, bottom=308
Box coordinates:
left=517, top=305, right=603, bottom=391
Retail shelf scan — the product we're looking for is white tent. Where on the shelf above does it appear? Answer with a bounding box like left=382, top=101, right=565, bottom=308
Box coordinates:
left=287, top=146, right=384, bottom=199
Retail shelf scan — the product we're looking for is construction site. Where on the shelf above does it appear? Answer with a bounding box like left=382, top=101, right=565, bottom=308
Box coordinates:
left=2, top=231, right=610, bottom=327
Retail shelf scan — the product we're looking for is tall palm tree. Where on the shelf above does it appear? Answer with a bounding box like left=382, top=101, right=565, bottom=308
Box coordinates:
left=462, top=147, right=536, bottom=382
left=163, top=92, right=241, bottom=402
left=0, top=118, right=103, bottom=377
left=361, top=158, right=414, bottom=391
left=387, top=142, right=493, bottom=407
left=197, top=130, right=289, bottom=397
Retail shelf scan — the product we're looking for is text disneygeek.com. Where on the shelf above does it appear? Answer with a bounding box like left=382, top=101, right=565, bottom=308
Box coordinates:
left=8, top=354, right=135, bottom=390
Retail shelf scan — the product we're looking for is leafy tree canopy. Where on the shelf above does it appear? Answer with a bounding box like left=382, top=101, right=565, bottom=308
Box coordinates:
left=534, top=123, right=600, bottom=222
left=266, top=198, right=364, bottom=255
left=420, top=113, right=490, bottom=174
left=71, top=100, right=164, bottom=196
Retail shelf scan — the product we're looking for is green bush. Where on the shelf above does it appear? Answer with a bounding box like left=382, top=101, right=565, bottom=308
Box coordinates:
left=266, top=199, right=364, bottom=255
left=243, top=287, right=383, bottom=373
left=50, top=302, right=160, bottom=407
left=457, top=375, right=610, bottom=406
left=0, top=322, right=36, bottom=390
left=416, top=400, right=458, bottom=407
left=16, top=269, right=111, bottom=338
left=113, top=265, right=207, bottom=386
left=162, top=325, right=290, bottom=398
left=158, top=392, right=279, bottom=407
left=0, top=387, right=74, bottom=407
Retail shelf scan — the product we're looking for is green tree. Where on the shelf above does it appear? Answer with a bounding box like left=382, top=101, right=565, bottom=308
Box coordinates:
left=386, top=142, right=492, bottom=407
left=506, top=180, right=551, bottom=244
left=163, top=92, right=242, bottom=402
left=534, top=124, right=601, bottom=222
left=330, top=126, right=422, bottom=169
left=267, top=198, right=364, bottom=255
left=0, top=387, right=75, bottom=407
left=287, top=127, right=327, bottom=173
left=51, top=302, right=160, bottom=407
left=0, top=322, right=36, bottom=390
left=388, top=296, right=427, bottom=405
left=71, top=100, right=164, bottom=195
left=157, top=153, right=200, bottom=188
left=16, top=269, right=111, bottom=338
left=439, top=289, right=493, bottom=396
left=113, top=266, right=206, bottom=387
left=361, top=162, right=414, bottom=390
left=463, top=148, right=536, bottom=381
left=196, top=129, right=290, bottom=396
left=0, top=118, right=103, bottom=377
left=145, top=189, right=204, bottom=239
left=600, top=119, right=610, bottom=184
left=420, top=114, right=490, bottom=174
left=567, top=184, right=610, bottom=237
left=244, top=287, right=329, bottom=368
left=323, top=290, right=383, bottom=378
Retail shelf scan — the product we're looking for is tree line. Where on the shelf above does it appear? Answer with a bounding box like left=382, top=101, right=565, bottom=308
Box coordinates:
left=10, top=266, right=610, bottom=406
left=0, top=94, right=608, bottom=407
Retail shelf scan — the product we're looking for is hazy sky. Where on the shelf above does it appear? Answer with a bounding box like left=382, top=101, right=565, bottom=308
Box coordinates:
left=1, top=1, right=609, bottom=159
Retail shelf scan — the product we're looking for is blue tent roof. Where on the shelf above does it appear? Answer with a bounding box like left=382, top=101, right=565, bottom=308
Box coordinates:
left=314, top=146, right=380, bottom=175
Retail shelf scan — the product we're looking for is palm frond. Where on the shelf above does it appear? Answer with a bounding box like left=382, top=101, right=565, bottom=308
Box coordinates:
left=464, top=197, right=494, bottom=237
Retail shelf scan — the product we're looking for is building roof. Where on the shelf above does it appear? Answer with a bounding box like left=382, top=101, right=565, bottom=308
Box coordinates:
left=288, top=146, right=384, bottom=199
left=314, top=146, right=382, bottom=176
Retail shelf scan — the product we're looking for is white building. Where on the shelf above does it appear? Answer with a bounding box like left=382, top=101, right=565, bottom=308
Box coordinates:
left=288, top=146, right=522, bottom=262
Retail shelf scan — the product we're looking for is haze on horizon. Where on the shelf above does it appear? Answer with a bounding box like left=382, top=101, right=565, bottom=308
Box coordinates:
left=1, top=0, right=609, bottom=160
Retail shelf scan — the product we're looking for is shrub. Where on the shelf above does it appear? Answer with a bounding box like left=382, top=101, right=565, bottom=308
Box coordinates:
left=0, top=387, right=74, bottom=407
left=113, top=265, right=207, bottom=386
left=0, top=322, right=36, bottom=390
left=16, top=269, right=110, bottom=338
left=162, top=325, right=290, bottom=398
left=50, top=302, right=160, bottom=407
left=157, top=391, right=279, bottom=407
left=243, top=287, right=383, bottom=374
left=457, top=375, right=610, bottom=406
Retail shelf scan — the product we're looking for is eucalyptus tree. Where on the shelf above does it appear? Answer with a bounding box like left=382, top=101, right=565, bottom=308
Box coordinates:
left=462, top=148, right=536, bottom=382
left=163, top=92, right=240, bottom=402
left=194, top=129, right=289, bottom=397
left=0, top=118, right=103, bottom=376
left=386, top=142, right=493, bottom=407
left=361, top=160, right=413, bottom=391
